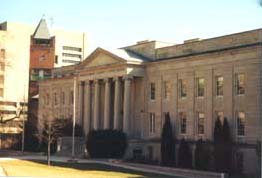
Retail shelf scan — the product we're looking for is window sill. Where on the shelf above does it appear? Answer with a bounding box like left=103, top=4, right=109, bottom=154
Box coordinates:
left=196, top=96, right=205, bottom=99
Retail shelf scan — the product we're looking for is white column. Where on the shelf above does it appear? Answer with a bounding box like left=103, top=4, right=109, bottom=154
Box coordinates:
left=104, top=78, right=111, bottom=129
left=93, top=80, right=100, bottom=130
left=77, top=81, right=83, bottom=125
left=114, top=77, right=121, bottom=130
left=83, top=80, right=91, bottom=136
left=123, top=76, right=132, bottom=135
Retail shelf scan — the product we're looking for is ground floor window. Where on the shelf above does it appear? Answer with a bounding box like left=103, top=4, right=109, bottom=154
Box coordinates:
left=237, top=112, right=245, bottom=136
left=236, top=151, right=244, bottom=173
left=147, top=146, right=153, bottom=160
left=133, top=148, right=143, bottom=159
left=197, top=112, right=205, bottom=135
left=149, top=113, right=156, bottom=134
left=179, top=112, right=187, bottom=134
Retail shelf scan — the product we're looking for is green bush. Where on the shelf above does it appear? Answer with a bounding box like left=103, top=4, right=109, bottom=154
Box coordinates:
left=195, top=139, right=210, bottom=170
left=178, top=138, right=192, bottom=168
left=161, top=112, right=175, bottom=166
left=86, top=129, right=127, bottom=158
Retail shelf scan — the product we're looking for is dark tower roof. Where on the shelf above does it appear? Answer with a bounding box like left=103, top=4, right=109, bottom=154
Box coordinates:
left=32, top=18, right=51, bottom=40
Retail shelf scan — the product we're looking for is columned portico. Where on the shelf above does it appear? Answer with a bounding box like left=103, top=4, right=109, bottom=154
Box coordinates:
left=77, top=81, right=84, bottom=125
left=93, top=80, right=100, bottom=130
left=123, top=76, right=132, bottom=135
left=83, top=80, right=91, bottom=136
left=78, top=75, right=134, bottom=135
left=103, top=78, right=111, bottom=129
left=113, top=77, right=121, bottom=130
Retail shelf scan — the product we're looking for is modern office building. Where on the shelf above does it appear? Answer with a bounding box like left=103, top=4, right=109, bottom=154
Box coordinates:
left=39, top=29, right=262, bottom=176
left=0, top=19, right=88, bottom=149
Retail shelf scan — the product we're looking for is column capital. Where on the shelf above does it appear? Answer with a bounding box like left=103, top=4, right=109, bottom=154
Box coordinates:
left=104, top=78, right=110, bottom=83
left=123, top=75, right=133, bottom=81
left=113, top=76, right=120, bottom=81
left=84, top=80, right=91, bottom=85
left=94, top=79, right=100, bottom=84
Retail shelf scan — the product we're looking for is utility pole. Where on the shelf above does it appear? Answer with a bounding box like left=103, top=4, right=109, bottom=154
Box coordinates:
left=21, top=84, right=26, bottom=153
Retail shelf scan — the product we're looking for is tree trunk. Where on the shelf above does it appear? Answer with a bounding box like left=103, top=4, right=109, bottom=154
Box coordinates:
left=47, top=132, right=51, bottom=166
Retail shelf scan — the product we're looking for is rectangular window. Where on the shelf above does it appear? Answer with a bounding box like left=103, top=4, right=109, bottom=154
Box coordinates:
left=236, top=152, right=244, bottom=173
left=39, top=70, right=44, bottom=79
left=70, top=91, right=74, bottom=105
left=179, top=112, right=187, bottom=134
left=163, top=81, right=170, bottom=99
left=147, top=146, right=153, bottom=160
left=237, top=112, right=245, bottom=136
left=0, top=75, right=4, bottom=83
left=179, top=79, right=187, bottom=98
left=0, top=63, right=4, bottom=71
left=197, top=78, right=205, bottom=97
left=54, top=93, right=57, bottom=105
left=62, top=53, right=82, bottom=59
left=150, top=83, right=156, bottom=100
left=198, top=112, right=205, bottom=134
left=0, top=88, right=3, bottom=97
left=55, top=55, right=58, bottom=64
left=62, top=59, right=80, bottom=64
left=216, top=76, right=224, bottom=96
left=63, top=46, right=82, bottom=52
left=216, top=111, right=224, bottom=121
left=236, top=74, right=245, bottom=95
left=46, top=94, right=49, bottom=105
left=149, top=113, right=156, bottom=134
left=61, top=92, right=65, bottom=105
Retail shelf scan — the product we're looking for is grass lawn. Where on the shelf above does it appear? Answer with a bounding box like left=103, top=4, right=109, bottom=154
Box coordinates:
left=0, top=159, right=177, bottom=178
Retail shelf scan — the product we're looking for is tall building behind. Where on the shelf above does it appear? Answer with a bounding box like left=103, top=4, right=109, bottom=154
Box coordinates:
left=29, top=19, right=55, bottom=98
left=0, top=19, right=88, bottom=149
left=54, top=29, right=87, bottom=67
left=0, top=22, right=31, bottom=148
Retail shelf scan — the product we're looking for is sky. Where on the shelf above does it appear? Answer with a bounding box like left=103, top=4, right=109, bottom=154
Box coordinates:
left=1, top=0, right=262, bottom=52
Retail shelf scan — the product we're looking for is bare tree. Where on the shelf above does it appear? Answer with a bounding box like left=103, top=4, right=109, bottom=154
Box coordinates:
left=37, top=116, right=65, bottom=165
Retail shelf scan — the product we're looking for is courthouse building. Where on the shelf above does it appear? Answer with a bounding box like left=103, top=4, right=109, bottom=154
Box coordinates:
left=38, top=29, right=262, bottom=175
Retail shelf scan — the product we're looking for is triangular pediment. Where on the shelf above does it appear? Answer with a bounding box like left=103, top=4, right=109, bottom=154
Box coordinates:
left=79, top=48, right=126, bottom=68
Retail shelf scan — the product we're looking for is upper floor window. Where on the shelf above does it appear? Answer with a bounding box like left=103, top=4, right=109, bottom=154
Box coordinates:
left=0, top=88, right=3, bottom=97
left=179, top=79, right=187, bottom=98
left=197, top=112, right=205, bottom=135
left=196, top=78, right=205, bottom=97
left=216, top=76, right=224, bottom=96
left=70, top=91, right=74, bottom=105
left=237, top=112, right=245, bottom=136
left=216, top=111, right=224, bottom=121
left=54, top=93, right=58, bottom=105
left=236, top=152, right=244, bottom=173
left=179, top=112, right=187, bottom=134
left=45, top=93, right=49, bottom=105
left=62, top=46, right=82, bottom=52
left=163, top=81, right=171, bottom=99
left=236, top=74, right=245, bottom=95
left=149, top=112, right=156, bottom=134
left=61, top=92, right=65, bottom=105
left=150, top=83, right=156, bottom=100
left=55, top=55, right=58, bottom=64
left=62, top=53, right=81, bottom=59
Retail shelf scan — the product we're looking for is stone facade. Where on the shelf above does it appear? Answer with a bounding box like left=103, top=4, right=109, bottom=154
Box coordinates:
left=38, top=29, right=262, bottom=176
